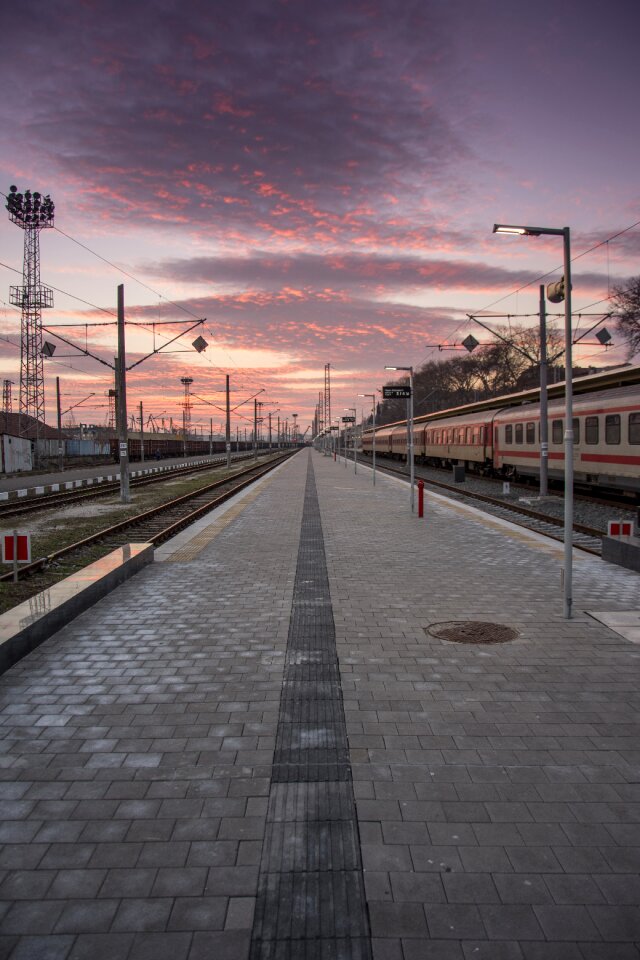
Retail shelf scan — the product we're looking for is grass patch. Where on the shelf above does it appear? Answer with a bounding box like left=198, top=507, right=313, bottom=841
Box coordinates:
left=0, top=456, right=279, bottom=616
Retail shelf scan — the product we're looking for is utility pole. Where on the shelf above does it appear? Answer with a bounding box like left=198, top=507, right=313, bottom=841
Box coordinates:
left=139, top=400, right=144, bottom=462
left=209, top=417, right=213, bottom=456
left=117, top=284, right=130, bottom=503
left=539, top=284, right=549, bottom=497
left=56, top=376, right=63, bottom=471
left=268, top=411, right=272, bottom=450
left=225, top=374, right=231, bottom=468
left=253, top=399, right=258, bottom=460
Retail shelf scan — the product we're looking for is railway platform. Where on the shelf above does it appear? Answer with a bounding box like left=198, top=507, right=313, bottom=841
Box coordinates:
left=0, top=448, right=639, bottom=959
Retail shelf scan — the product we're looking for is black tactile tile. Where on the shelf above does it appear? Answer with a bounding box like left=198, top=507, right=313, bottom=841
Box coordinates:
left=280, top=700, right=346, bottom=724
left=252, top=870, right=370, bottom=941
left=250, top=936, right=372, bottom=960
left=251, top=458, right=371, bottom=959
left=281, top=681, right=341, bottom=701
left=282, top=662, right=341, bottom=682
left=285, top=649, right=337, bottom=664
left=261, top=820, right=361, bottom=872
left=271, top=757, right=352, bottom=784
left=267, top=783, right=357, bottom=823
left=275, top=722, right=348, bottom=752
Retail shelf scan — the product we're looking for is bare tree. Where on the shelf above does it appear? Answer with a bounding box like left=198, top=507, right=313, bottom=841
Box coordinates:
left=612, top=277, right=640, bottom=358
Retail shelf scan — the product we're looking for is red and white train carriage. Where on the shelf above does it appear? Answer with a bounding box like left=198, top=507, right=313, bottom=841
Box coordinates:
left=361, top=365, right=640, bottom=495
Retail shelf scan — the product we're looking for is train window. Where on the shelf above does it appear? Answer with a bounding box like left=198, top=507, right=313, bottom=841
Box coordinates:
left=605, top=414, right=621, bottom=445
left=573, top=418, right=580, bottom=445
left=552, top=419, right=563, bottom=444
left=585, top=416, right=599, bottom=444
left=505, top=424, right=513, bottom=444
left=526, top=422, right=535, bottom=444
left=515, top=423, right=523, bottom=444
left=630, top=413, right=640, bottom=445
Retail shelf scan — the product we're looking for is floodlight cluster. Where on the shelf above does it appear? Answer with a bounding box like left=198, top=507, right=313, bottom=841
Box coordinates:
left=6, top=185, right=55, bottom=226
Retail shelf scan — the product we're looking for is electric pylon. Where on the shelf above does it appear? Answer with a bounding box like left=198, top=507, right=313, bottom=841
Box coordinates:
left=180, top=376, right=194, bottom=438
left=6, top=186, right=54, bottom=430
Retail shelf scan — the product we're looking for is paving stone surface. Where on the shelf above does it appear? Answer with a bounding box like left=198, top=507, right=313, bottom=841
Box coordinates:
left=314, top=451, right=640, bottom=960
left=0, top=448, right=639, bottom=959
left=0, top=455, right=306, bottom=959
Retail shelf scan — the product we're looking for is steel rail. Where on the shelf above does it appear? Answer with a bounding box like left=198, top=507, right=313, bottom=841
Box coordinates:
left=0, top=453, right=261, bottom=519
left=0, top=452, right=295, bottom=583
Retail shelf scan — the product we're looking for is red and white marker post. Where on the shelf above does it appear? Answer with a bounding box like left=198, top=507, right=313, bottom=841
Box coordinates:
left=1, top=530, right=32, bottom=583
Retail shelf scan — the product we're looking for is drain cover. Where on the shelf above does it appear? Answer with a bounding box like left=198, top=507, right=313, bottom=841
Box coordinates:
left=426, top=621, right=519, bottom=644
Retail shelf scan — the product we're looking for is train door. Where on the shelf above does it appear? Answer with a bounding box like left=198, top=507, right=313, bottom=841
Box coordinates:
left=572, top=417, right=581, bottom=473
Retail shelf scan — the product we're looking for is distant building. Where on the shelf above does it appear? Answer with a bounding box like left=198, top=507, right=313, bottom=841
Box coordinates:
left=0, top=413, right=68, bottom=474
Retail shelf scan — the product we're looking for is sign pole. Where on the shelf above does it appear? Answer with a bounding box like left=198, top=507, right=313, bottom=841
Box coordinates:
left=12, top=529, right=17, bottom=584
left=117, top=284, right=130, bottom=503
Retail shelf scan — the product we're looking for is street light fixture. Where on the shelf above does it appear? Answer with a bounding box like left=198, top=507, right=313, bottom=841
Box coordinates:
left=385, top=366, right=414, bottom=512
left=358, top=393, right=376, bottom=486
left=493, top=222, right=574, bottom=619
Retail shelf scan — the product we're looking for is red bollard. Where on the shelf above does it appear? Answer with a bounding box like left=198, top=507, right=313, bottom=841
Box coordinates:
left=418, top=479, right=424, bottom=518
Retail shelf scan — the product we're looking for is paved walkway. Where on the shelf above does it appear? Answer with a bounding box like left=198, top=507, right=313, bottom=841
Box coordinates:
left=0, top=449, right=639, bottom=959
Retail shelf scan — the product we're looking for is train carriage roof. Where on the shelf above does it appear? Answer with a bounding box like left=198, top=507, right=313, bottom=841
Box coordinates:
left=362, top=363, right=640, bottom=436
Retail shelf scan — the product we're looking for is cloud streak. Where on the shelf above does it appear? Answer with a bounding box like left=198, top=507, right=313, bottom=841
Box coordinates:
left=143, top=251, right=611, bottom=296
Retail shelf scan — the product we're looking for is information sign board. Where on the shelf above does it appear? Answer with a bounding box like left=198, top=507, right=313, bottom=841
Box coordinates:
left=341, top=416, right=356, bottom=423
left=383, top=385, right=411, bottom=399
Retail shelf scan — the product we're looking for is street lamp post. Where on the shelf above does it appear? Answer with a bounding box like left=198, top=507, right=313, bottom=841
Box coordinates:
left=493, top=223, right=573, bottom=619
left=385, top=366, right=414, bottom=511
left=345, top=408, right=357, bottom=474
left=358, top=393, right=376, bottom=486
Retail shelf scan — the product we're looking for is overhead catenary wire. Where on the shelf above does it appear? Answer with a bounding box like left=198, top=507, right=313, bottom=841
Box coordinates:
left=0, top=213, right=264, bottom=392
left=416, top=217, right=640, bottom=369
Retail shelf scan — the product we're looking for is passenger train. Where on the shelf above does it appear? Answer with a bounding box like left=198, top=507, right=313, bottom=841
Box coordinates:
left=361, top=365, right=640, bottom=496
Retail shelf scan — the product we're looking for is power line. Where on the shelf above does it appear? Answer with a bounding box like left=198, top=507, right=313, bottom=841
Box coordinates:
left=51, top=225, right=246, bottom=376
left=417, top=218, right=640, bottom=369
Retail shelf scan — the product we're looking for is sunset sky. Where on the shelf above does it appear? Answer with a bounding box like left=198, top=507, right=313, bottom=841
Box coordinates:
left=1, top=0, right=639, bottom=438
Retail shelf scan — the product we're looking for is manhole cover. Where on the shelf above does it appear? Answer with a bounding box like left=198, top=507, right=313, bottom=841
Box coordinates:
left=426, top=621, right=519, bottom=644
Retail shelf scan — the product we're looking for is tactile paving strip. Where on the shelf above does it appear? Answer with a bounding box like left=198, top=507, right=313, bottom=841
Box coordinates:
left=250, top=458, right=371, bottom=959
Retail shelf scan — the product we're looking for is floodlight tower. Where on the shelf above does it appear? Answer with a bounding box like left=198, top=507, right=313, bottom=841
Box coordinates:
left=324, top=363, right=331, bottom=450
left=6, top=186, right=54, bottom=429
left=180, top=376, right=194, bottom=455
left=292, top=413, right=298, bottom=442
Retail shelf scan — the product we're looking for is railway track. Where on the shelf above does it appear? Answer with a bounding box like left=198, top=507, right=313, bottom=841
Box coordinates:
left=363, top=458, right=605, bottom=556
left=0, top=452, right=265, bottom=519
left=0, top=451, right=295, bottom=584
